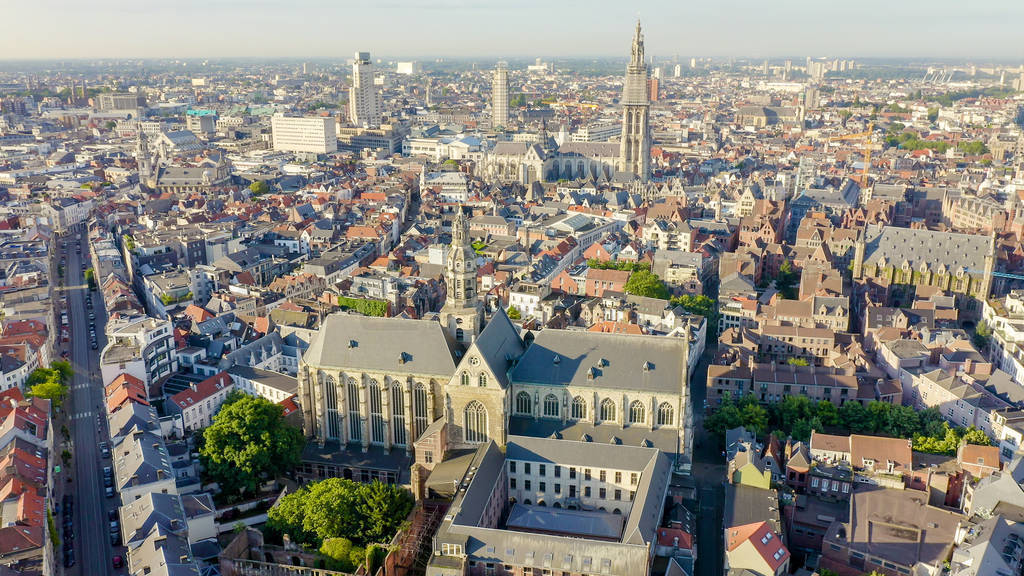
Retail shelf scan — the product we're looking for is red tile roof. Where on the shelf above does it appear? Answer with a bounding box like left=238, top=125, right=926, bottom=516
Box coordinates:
left=170, top=371, right=233, bottom=409
left=726, top=521, right=789, bottom=572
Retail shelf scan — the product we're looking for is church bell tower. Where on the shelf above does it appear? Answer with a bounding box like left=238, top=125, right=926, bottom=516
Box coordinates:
left=440, top=206, right=483, bottom=345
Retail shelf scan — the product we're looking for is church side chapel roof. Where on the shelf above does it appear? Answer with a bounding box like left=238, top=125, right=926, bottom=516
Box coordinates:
left=302, top=314, right=456, bottom=376
left=510, top=329, right=687, bottom=394
left=863, top=224, right=991, bottom=272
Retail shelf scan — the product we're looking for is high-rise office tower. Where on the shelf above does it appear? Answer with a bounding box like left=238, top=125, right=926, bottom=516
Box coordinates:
left=492, top=61, right=509, bottom=130
left=349, top=51, right=382, bottom=128
left=618, top=21, right=651, bottom=183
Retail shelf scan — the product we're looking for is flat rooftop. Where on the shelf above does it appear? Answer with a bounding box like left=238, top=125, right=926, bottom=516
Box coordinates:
left=506, top=503, right=623, bottom=540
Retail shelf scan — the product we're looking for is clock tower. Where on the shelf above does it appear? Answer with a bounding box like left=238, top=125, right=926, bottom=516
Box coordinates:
left=440, top=206, right=483, bottom=345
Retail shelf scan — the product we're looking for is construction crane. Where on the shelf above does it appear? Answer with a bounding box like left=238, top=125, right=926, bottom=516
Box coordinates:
left=827, top=122, right=877, bottom=188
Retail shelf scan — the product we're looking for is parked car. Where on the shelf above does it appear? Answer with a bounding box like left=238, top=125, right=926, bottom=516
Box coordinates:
left=108, top=509, right=118, bottom=522
left=100, top=442, right=110, bottom=458
left=91, top=341, right=98, bottom=350
left=105, top=486, right=114, bottom=498
left=63, top=549, right=75, bottom=568
left=113, top=556, right=124, bottom=569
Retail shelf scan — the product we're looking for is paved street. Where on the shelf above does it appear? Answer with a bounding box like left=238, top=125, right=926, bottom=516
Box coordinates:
left=62, top=233, right=119, bottom=576
left=689, top=343, right=725, bottom=576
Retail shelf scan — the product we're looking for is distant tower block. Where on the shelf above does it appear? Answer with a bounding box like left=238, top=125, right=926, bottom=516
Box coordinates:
left=492, top=61, right=509, bottom=130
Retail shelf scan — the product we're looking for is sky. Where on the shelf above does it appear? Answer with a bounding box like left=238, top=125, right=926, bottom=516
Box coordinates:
left=3, top=0, right=1023, bottom=62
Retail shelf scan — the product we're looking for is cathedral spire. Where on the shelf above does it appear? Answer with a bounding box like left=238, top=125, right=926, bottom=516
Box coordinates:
left=631, top=20, right=645, bottom=68
left=619, top=21, right=651, bottom=183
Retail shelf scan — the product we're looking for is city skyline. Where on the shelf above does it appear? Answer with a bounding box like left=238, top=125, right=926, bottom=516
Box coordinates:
left=3, top=0, right=1024, bottom=61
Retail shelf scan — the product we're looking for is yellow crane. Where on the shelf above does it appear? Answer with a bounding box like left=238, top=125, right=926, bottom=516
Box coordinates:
left=827, top=122, right=876, bottom=188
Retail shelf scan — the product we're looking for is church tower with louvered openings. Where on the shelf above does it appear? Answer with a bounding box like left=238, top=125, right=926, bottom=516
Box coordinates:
left=618, top=20, right=651, bottom=183
left=440, top=206, right=483, bottom=345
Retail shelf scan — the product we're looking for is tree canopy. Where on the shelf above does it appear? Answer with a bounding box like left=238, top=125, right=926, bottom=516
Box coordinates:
left=249, top=180, right=270, bottom=196
left=623, top=269, right=670, bottom=300
left=506, top=305, right=521, bottom=320
left=669, top=294, right=715, bottom=318
left=26, top=362, right=72, bottom=410
left=199, top=392, right=304, bottom=499
left=706, top=393, right=991, bottom=454
left=267, top=478, right=413, bottom=549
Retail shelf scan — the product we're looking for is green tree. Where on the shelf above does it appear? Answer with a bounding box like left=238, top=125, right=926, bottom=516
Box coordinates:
left=973, top=320, right=993, bottom=351
left=26, top=366, right=69, bottom=409
left=249, top=180, right=270, bottom=196
left=962, top=426, right=992, bottom=446
left=838, top=401, right=872, bottom=434
left=623, top=270, right=670, bottom=300
left=366, top=544, right=388, bottom=574
left=104, top=120, right=117, bottom=130
left=267, top=478, right=413, bottom=548
left=786, top=357, right=809, bottom=366
left=958, top=140, right=989, bottom=156
left=506, top=305, right=521, bottom=320
left=199, top=392, right=304, bottom=499
left=704, top=394, right=744, bottom=440
left=669, top=294, right=715, bottom=318
left=84, top=268, right=95, bottom=289
left=50, top=360, right=73, bottom=383
left=319, top=538, right=363, bottom=572
left=816, top=400, right=839, bottom=427
left=927, top=107, right=939, bottom=123
left=740, top=403, right=768, bottom=436
left=774, top=260, right=799, bottom=299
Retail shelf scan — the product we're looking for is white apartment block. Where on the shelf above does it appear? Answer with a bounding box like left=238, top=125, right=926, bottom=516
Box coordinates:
left=270, top=115, right=337, bottom=154
left=571, top=121, right=623, bottom=143
left=395, top=61, right=422, bottom=75
left=420, top=170, right=470, bottom=203
left=984, top=291, right=1024, bottom=385
left=349, top=52, right=382, bottom=128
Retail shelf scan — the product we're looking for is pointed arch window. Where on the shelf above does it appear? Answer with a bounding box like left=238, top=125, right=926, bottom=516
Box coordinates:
left=324, top=375, right=341, bottom=440
left=657, top=402, right=674, bottom=427
left=516, top=391, right=532, bottom=415
left=391, top=384, right=406, bottom=446
left=369, top=381, right=385, bottom=444
left=629, top=400, right=646, bottom=424
left=464, top=401, right=488, bottom=444
left=347, top=379, right=362, bottom=442
left=543, top=394, right=559, bottom=417
left=571, top=396, right=587, bottom=420
left=600, top=398, right=616, bottom=422
left=413, top=383, right=429, bottom=440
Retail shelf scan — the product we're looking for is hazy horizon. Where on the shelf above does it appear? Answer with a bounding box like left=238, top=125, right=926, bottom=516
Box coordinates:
left=3, top=0, right=1024, bottom=62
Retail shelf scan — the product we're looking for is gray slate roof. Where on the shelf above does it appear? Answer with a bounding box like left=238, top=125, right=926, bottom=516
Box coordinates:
left=463, top=307, right=524, bottom=390
left=119, top=492, right=187, bottom=546
left=510, top=329, right=687, bottom=394
left=863, top=224, right=992, bottom=272
left=302, top=313, right=456, bottom=377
